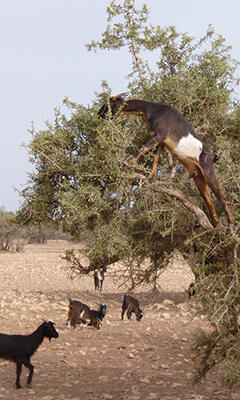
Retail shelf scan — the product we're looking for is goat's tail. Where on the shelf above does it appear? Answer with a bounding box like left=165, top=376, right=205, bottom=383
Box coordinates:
left=68, top=298, right=73, bottom=305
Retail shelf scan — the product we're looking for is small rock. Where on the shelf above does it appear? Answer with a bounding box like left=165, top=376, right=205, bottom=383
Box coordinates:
left=162, top=299, right=175, bottom=306
left=231, top=394, right=240, bottom=400
left=146, top=393, right=158, bottom=399
left=162, top=312, right=172, bottom=319
left=140, top=377, right=150, bottom=384
left=160, top=363, right=168, bottom=369
left=172, top=383, right=184, bottom=390
left=102, top=394, right=113, bottom=399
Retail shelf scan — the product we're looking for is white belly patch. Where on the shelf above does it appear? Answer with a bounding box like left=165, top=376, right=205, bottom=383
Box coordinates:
left=172, top=133, right=203, bottom=161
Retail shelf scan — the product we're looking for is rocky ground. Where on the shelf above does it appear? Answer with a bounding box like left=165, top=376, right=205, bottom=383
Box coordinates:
left=0, top=240, right=239, bottom=400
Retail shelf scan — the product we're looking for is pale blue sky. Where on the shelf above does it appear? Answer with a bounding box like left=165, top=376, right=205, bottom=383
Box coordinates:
left=1, top=0, right=239, bottom=212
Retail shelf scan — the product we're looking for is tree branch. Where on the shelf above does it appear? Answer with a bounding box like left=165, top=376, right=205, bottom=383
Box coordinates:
left=127, top=173, right=214, bottom=230
left=151, top=183, right=213, bottom=230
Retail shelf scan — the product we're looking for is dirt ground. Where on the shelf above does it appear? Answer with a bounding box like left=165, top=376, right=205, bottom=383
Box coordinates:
left=0, top=240, right=239, bottom=400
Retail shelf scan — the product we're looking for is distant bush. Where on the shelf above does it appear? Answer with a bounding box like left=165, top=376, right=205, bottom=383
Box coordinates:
left=0, top=208, right=23, bottom=252
left=0, top=208, right=71, bottom=251
left=27, top=223, right=71, bottom=244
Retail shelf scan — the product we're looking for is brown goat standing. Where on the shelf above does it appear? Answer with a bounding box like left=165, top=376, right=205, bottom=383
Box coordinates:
left=98, top=94, right=233, bottom=227
left=121, top=294, right=144, bottom=321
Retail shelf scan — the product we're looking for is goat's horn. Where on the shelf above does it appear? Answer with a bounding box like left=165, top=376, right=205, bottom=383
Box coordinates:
left=112, top=92, right=129, bottom=100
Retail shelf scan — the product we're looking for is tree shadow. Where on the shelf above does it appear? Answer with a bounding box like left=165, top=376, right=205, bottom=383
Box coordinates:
left=56, top=287, right=187, bottom=308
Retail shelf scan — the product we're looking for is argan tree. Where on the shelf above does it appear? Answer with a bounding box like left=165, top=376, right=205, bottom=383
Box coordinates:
left=17, top=0, right=239, bottom=384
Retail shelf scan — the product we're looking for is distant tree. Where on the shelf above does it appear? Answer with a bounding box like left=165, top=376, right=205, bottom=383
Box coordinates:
left=0, top=208, right=26, bottom=252
left=17, top=0, right=239, bottom=384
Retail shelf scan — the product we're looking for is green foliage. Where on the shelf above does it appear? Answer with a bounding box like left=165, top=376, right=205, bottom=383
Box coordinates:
left=0, top=208, right=20, bottom=251
left=17, top=0, right=240, bottom=384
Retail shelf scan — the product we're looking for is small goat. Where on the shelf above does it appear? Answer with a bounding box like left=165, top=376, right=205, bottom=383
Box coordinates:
left=94, top=267, right=107, bottom=291
left=98, top=94, right=233, bottom=227
left=67, top=299, right=107, bottom=329
left=0, top=321, right=58, bottom=389
left=121, top=294, right=144, bottom=321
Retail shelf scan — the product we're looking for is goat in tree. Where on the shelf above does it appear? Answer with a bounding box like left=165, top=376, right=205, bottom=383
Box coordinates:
left=98, top=93, right=233, bottom=227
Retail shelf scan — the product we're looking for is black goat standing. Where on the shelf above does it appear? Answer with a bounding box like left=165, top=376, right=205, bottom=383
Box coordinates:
left=0, top=321, right=59, bottom=389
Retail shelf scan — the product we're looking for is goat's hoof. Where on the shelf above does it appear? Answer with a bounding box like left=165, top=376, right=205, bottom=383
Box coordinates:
left=16, top=385, right=22, bottom=389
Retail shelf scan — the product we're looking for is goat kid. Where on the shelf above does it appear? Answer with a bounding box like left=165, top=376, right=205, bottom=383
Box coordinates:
left=94, top=267, right=107, bottom=291
left=67, top=299, right=107, bottom=329
left=98, top=94, right=233, bottom=227
left=121, top=294, right=144, bottom=322
left=85, top=304, right=108, bottom=329
left=0, top=321, right=58, bottom=389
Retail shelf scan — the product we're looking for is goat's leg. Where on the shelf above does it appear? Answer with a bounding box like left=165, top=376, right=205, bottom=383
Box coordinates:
left=70, top=317, right=76, bottom=328
left=127, top=306, right=133, bottom=320
left=149, top=143, right=164, bottom=180
left=126, top=310, right=132, bottom=320
left=203, top=163, right=233, bottom=225
left=16, top=362, right=22, bottom=389
left=192, top=174, right=219, bottom=227
left=127, top=136, right=160, bottom=164
left=121, top=308, right=126, bottom=320
left=23, top=359, right=34, bottom=385
left=67, top=307, right=74, bottom=326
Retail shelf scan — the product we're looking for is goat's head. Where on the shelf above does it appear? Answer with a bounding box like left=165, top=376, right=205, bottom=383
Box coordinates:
left=136, top=310, right=144, bottom=321
left=41, top=321, right=59, bottom=341
left=98, top=92, right=128, bottom=119
left=98, top=303, right=108, bottom=318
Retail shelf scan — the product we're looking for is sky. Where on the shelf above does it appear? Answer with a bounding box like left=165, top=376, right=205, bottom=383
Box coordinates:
left=1, top=0, right=240, bottom=212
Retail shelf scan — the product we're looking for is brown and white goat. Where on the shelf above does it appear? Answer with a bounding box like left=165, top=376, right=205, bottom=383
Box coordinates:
left=121, top=294, right=144, bottom=321
left=98, top=94, right=233, bottom=227
left=67, top=299, right=107, bottom=329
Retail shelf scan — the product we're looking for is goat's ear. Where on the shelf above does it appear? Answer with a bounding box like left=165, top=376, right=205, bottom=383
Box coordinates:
left=112, top=92, right=129, bottom=101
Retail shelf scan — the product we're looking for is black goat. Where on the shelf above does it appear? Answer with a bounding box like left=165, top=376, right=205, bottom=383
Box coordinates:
left=121, top=294, right=144, bottom=321
left=67, top=299, right=108, bottom=329
left=0, top=321, right=59, bottom=389
left=86, top=304, right=108, bottom=329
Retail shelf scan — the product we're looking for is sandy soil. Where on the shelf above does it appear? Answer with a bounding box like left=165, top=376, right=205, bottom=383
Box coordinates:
left=0, top=240, right=239, bottom=400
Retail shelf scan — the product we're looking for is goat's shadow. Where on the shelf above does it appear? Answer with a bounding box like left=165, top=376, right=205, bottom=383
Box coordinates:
left=58, top=288, right=187, bottom=307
